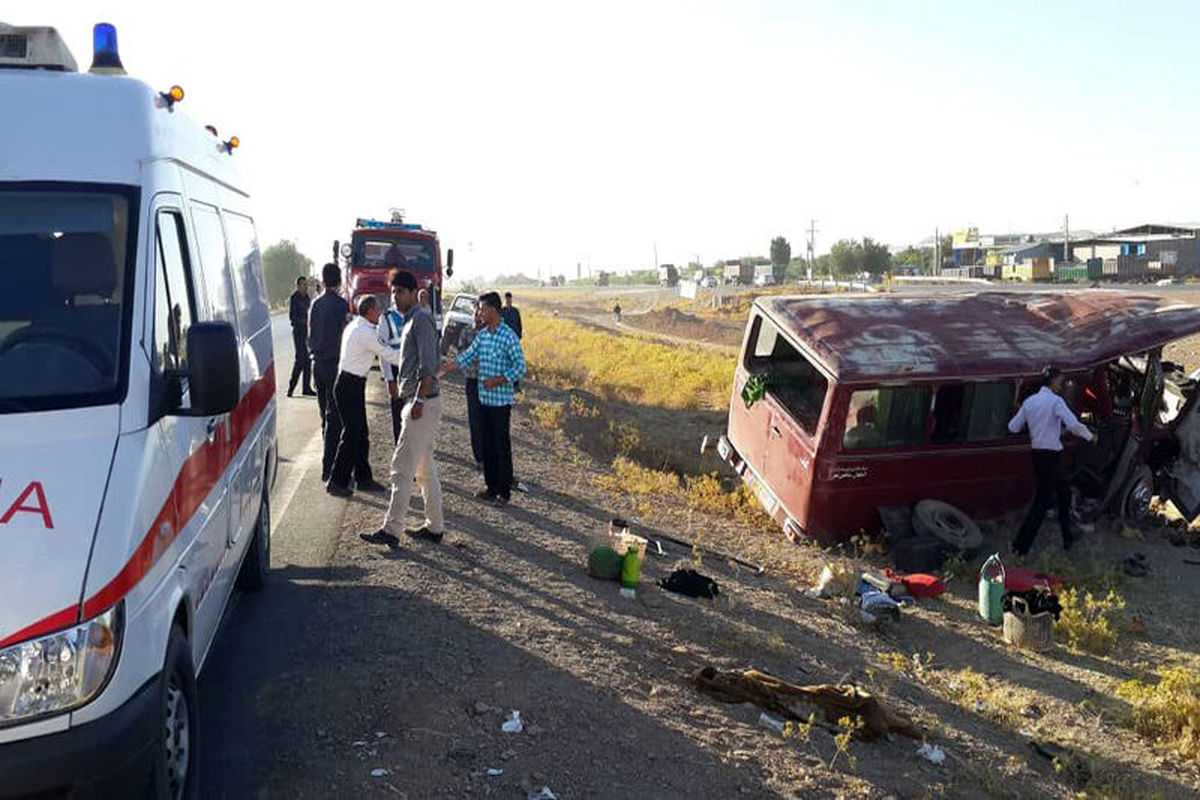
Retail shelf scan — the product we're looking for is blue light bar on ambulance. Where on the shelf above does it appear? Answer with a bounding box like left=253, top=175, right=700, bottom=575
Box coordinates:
left=89, top=22, right=125, bottom=75
left=355, top=218, right=427, bottom=232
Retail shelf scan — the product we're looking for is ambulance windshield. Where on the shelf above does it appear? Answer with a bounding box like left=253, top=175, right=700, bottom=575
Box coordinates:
left=0, top=187, right=134, bottom=413
left=352, top=237, right=437, bottom=271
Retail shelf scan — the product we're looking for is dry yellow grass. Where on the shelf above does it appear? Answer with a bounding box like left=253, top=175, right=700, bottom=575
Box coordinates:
left=1117, top=667, right=1200, bottom=761
left=522, top=310, right=735, bottom=411
left=1055, top=588, right=1126, bottom=656
left=592, top=457, right=769, bottom=527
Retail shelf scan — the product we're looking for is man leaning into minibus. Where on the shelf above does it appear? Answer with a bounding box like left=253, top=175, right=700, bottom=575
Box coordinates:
left=1008, top=366, right=1095, bottom=557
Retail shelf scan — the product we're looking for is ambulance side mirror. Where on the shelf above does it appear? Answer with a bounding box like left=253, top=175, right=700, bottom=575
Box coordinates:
left=183, top=322, right=240, bottom=416
left=446, top=248, right=454, bottom=277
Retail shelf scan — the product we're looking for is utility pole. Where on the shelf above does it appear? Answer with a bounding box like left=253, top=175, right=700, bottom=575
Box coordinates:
left=653, top=242, right=658, bottom=270
left=806, top=219, right=818, bottom=283
left=934, top=227, right=939, bottom=276
left=1063, top=213, right=1071, bottom=265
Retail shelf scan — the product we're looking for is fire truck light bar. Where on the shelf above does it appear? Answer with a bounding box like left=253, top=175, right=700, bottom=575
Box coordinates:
left=355, top=218, right=428, bottom=232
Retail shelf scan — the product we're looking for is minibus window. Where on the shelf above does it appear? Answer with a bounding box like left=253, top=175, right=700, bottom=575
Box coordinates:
left=843, top=386, right=931, bottom=450
left=931, top=381, right=1016, bottom=444
left=0, top=187, right=135, bottom=412
left=744, top=314, right=829, bottom=433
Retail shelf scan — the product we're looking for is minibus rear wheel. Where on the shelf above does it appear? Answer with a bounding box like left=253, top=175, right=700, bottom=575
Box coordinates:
left=237, top=486, right=271, bottom=591
left=151, top=626, right=198, bottom=800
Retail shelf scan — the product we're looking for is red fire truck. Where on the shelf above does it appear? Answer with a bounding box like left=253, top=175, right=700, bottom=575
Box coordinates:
left=335, top=210, right=454, bottom=325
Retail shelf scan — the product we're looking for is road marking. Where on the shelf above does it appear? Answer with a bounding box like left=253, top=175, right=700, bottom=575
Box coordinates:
left=271, top=425, right=324, bottom=532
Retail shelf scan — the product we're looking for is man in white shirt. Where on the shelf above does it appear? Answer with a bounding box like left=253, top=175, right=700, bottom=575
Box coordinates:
left=377, top=287, right=405, bottom=443
left=327, top=295, right=403, bottom=497
left=1008, top=366, right=1096, bottom=556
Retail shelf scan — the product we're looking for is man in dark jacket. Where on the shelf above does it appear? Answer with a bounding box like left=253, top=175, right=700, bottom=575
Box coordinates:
left=287, top=276, right=315, bottom=397
left=309, top=263, right=350, bottom=482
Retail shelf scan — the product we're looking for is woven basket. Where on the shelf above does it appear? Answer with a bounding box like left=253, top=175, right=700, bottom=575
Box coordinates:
left=1002, top=596, right=1054, bottom=651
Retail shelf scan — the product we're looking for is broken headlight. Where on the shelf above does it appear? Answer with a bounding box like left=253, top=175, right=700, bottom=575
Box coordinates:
left=0, top=604, right=122, bottom=726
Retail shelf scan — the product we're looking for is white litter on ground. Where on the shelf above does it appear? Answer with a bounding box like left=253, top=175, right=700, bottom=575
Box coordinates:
left=502, top=710, right=523, bottom=733
left=916, top=743, right=946, bottom=765
left=371, top=768, right=390, bottom=778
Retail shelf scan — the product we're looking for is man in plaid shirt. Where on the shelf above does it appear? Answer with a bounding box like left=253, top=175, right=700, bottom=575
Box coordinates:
left=441, top=291, right=526, bottom=505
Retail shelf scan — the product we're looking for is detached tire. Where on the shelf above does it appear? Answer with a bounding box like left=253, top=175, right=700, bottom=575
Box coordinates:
left=236, top=487, right=270, bottom=591
left=152, top=626, right=198, bottom=800
left=913, top=500, right=983, bottom=555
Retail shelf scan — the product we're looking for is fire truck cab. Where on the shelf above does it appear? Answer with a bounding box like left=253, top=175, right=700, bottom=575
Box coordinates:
left=336, top=213, right=453, bottom=328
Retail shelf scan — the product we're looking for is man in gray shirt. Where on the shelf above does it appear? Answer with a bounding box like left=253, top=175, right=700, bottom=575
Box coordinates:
left=362, top=270, right=445, bottom=546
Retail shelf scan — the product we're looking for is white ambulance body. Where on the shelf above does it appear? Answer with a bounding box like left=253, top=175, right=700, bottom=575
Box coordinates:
left=0, top=24, right=275, bottom=797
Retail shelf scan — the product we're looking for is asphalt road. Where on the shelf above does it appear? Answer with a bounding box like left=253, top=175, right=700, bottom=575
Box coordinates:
left=198, top=313, right=348, bottom=797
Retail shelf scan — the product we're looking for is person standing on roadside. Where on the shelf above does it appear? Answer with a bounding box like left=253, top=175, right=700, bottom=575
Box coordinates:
left=500, top=291, right=523, bottom=340
left=308, top=263, right=349, bottom=482
left=377, top=278, right=406, bottom=443
left=440, top=291, right=525, bottom=506
left=287, top=275, right=315, bottom=397
left=1008, top=366, right=1095, bottom=557
left=441, top=301, right=484, bottom=471
left=362, top=270, right=445, bottom=545
left=326, top=295, right=396, bottom=497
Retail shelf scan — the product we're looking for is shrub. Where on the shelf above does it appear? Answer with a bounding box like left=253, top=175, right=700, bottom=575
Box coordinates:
left=530, top=401, right=565, bottom=431
left=1117, top=667, right=1200, bottom=760
left=1055, top=588, right=1126, bottom=656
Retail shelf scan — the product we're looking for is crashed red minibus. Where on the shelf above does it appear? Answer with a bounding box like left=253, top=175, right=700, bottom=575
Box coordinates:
left=716, top=291, right=1200, bottom=543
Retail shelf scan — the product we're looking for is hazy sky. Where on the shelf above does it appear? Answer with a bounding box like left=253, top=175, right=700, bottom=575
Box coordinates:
left=9, top=1, right=1200, bottom=280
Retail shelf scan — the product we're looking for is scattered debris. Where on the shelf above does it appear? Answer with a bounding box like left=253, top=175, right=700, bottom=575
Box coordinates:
left=1123, top=552, right=1150, bottom=577
left=804, top=565, right=841, bottom=599
left=648, top=530, right=766, bottom=573
left=1003, top=589, right=1062, bottom=620
left=1002, top=566, right=1064, bottom=593
left=859, top=579, right=901, bottom=624
left=692, top=665, right=922, bottom=741
left=502, top=711, right=524, bottom=734
left=486, top=768, right=504, bottom=777
left=758, top=711, right=786, bottom=734
left=882, top=569, right=946, bottom=598
left=375, top=731, right=387, bottom=739
left=528, top=787, right=558, bottom=800
left=916, top=743, right=946, bottom=765
left=660, top=568, right=720, bottom=599
left=371, top=768, right=390, bottom=778
left=1021, top=704, right=1044, bottom=720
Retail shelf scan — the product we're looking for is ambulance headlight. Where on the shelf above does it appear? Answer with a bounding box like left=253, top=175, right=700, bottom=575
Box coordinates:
left=0, top=604, right=122, bottom=725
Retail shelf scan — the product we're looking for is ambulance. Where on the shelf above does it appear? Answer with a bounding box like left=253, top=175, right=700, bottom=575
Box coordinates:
left=0, top=23, right=275, bottom=797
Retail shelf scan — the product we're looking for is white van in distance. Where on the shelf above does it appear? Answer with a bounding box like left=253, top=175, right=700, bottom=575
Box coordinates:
left=0, top=23, right=275, bottom=798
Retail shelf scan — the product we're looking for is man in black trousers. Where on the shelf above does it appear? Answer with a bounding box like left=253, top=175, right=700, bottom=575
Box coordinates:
left=287, top=275, right=315, bottom=397
left=308, top=263, right=349, bottom=482
left=326, top=295, right=397, bottom=497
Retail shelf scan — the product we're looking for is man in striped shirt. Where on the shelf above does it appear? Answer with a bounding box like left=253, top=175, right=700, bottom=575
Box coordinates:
left=441, top=291, right=526, bottom=505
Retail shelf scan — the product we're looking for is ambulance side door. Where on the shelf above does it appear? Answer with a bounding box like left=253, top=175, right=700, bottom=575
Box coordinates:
left=182, top=200, right=240, bottom=659
left=148, top=199, right=231, bottom=660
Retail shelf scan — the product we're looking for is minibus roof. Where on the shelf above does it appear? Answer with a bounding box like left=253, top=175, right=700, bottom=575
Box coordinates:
left=756, top=290, right=1200, bottom=381
left=0, top=71, right=244, bottom=193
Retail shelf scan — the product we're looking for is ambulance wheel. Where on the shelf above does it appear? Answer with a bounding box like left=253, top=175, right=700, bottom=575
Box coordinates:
left=237, top=487, right=270, bottom=591
left=152, top=626, right=198, bottom=800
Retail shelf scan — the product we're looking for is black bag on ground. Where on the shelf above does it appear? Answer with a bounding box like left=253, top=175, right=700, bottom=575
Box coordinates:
left=660, top=569, right=720, bottom=599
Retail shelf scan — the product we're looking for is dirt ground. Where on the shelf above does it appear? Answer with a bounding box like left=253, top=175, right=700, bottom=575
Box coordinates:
left=237, top=284, right=1200, bottom=798
left=237, top=369, right=1200, bottom=798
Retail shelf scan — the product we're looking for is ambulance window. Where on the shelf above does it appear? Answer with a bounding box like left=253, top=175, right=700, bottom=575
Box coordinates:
left=191, top=204, right=238, bottom=328
left=153, top=210, right=195, bottom=373
left=223, top=212, right=269, bottom=335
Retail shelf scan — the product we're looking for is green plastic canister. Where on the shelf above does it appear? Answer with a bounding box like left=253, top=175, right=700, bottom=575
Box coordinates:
left=978, top=553, right=1005, bottom=626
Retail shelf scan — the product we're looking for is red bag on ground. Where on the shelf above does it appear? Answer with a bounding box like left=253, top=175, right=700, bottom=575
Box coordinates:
left=1003, top=566, right=1064, bottom=593
left=884, top=569, right=946, bottom=598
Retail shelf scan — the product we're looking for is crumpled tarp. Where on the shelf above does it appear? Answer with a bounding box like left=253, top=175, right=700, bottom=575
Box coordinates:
left=692, top=665, right=922, bottom=741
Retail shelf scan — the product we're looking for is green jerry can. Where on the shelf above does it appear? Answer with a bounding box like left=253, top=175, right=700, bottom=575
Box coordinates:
left=978, top=553, right=1005, bottom=626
